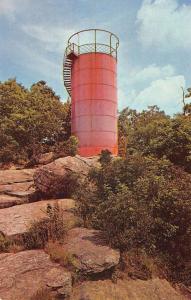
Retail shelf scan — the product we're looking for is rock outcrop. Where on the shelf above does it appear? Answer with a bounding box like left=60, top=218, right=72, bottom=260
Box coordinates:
left=0, top=194, right=27, bottom=209
left=0, top=169, right=35, bottom=208
left=0, top=250, right=72, bottom=300
left=0, top=199, right=76, bottom=238
left=33, top=155, right=99, bottom=196
left=71, top=278, right=187, bottom=300
left=37, top=151, right=54, bottom=165
left=0, top=169, right=35, bottom=185
left=62, top=227, right=120, bottom=274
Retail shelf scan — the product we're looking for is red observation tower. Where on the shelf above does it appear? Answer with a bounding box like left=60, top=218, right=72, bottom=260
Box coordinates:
left=63, top=29, right=119, bottom=157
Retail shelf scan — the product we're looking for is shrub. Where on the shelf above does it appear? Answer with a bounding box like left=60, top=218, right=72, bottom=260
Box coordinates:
left=30, top=288, right=53, bottom=300
left=53, top=135, right=78, bottom=159
left=76, top=151, right=191, bottom=283
left=121, top=249, right=166, bottom=280
left=45, top=241, right=78, bottom=268
left=23, top=203, right=67, bottom=249
left=98, top=149, right=112, bottom=166
left=0, top=231, right=24, bottom=253
left=0, top=232, right=11, bottom=252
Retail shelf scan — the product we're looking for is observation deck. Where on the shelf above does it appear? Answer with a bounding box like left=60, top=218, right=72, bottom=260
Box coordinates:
left=63, top=29, right=119, bottom=96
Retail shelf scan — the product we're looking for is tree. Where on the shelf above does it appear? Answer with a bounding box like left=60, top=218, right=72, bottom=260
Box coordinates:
left=184, top=103, right=191, bottom=115
left=181, top=86, right=191, bottom=116
left=0, top=79, right=72, bottom=164
left=118, top=106, right=191, bottom=172
left=118, top=108, right=137, bottom=157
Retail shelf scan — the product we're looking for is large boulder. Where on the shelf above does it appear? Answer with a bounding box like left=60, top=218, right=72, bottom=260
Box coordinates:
left=62, top=227, right=120, bottom=274
left=0, top=250, right=72, bottom=300
left=0, top=198, right=76, bottom=238
left=33, top=155, right=99, bottom=197
left=71, top=278, right=186, bottom=300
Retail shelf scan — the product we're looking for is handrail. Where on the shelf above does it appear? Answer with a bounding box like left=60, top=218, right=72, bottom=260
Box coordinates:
left=65, top=29, right=119, bottom=60
left=68, top=28, right=119, bottom=45
left=78, top=42, right=116, bottom=51
left=65, top=42, right=118, bottom=59
left=63, top=29, right=119, bottom=96
left=65, top=43, right=79, bottom=56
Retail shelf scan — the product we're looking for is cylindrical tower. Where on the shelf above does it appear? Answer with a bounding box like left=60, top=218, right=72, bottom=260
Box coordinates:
left=63, top=29, right=119, bottom=157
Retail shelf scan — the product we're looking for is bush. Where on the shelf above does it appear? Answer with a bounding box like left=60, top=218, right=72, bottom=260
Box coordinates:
left=45, top=241, right=78, bottom=269
left=23, top=203, right=67, bottom=249
left=52, top=135, right=78, bottom=160
left=30, top=288, right=53, bottom=300
left=0, top=232, right=11, bottom=252
left=76, top=151, right=191, bottom=283
left=121, top=249, right=166, bottom=280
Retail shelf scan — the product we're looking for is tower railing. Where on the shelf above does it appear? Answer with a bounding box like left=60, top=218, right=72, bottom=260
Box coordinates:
left=63, top=29, right=119, bottom=96
left=65, top=29, right=119, bottom=60
left=65, top=42, right=117, bottom=59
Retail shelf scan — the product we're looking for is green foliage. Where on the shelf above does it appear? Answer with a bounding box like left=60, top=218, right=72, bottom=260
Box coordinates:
left=76, top=152, right=191, bottom=282
left=184, top=87, right=191, bottom=115
left=185, top=103, right=191, bottom=115
left=118, top=107, right=137, bottom=158
left=0, top=79, right=72, bottom=164
left=121, top=249, right=164, bottom=280
left=0, top=232, right=11, bottom=252
left=53, top=135, right=78, bottom=158
left=66, top=135, right=78, bottom=156
left=98, top=149, right=112, bottom=166
left=46, top=241, right=78, bottom=269
left=118, top=106, right=191, bottom=172
left=30, top=288, right=53, bottom=300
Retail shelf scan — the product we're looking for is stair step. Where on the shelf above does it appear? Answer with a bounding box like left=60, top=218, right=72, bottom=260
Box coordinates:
left=63, top=52, right=77, bottom=97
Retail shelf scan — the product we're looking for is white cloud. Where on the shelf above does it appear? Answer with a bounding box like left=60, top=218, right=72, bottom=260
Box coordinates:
left=129, top=64, right=175, bottom=85
left=21, top=24, right=76, bottom=53
left=118, top=63, right=181, bottom=113
left=0, top=0, right=31, bottom=20
left=137, top=0, right=191, bottom=50
left=0, top=0, right=16, bottom=17
left=132, top=75, right=185, bottom=114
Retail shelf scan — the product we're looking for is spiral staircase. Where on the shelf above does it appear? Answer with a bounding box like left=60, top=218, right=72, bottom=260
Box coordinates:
left=63, top=44, right=78, bottom=97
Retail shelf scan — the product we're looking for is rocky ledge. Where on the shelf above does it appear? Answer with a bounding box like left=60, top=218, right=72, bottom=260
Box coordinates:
left=0, top=169, right=35, bottom=209
left=0, top=250, right=72, bottom=300
left=62, top=227, right=120, bottom=274
left=0, top=199, right=76, bottom=239
left=71, top=278, right=186, bottom=300
left=33, top=155, right=99, bottom=197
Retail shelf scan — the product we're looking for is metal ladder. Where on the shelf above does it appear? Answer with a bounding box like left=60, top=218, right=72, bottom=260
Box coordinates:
left=63, top=44, right=78, bottom=97
left=63, top=57, right=72, bottom=96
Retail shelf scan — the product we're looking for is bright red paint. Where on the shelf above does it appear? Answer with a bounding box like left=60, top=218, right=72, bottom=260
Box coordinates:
left=71, top=52, right=118, bottom=157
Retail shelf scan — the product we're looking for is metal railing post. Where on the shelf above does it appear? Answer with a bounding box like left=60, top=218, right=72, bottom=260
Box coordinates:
left=78, top=33, right=80, bottom=55
left=95, top=29, right=96, bottom=53
left=66, top=29, right=119, bottom=59
left=110, top=34, right=112, bottom=55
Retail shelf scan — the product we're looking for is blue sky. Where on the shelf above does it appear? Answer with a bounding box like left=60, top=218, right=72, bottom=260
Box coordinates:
left=0, top=0, right=191, bottom=115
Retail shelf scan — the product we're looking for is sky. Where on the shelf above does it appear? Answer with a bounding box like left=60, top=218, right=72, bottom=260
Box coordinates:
left=0, top=0, right=191, bottom=115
